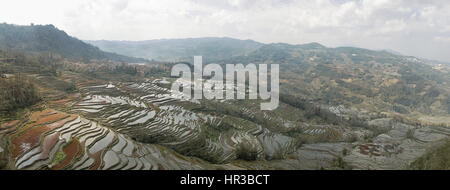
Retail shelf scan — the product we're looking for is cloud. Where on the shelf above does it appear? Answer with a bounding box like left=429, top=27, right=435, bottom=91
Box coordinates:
left=434, top=36, right=450, bottom=44
left=0, top=0, right=450, bottom=62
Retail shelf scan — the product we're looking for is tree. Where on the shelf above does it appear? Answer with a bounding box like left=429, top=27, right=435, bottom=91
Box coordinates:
left=0, top=74, right=40, bottom=114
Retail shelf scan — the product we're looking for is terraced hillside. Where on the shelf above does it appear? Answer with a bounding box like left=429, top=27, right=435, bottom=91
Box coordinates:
left=67, top=79, right=300, bottom=163
left=219, top=43, right=450, bottom=117
left=1, top=29, right=449, bottom=169
left=1, top=71, right=449, bottom=170
left=4, top=109, right=227, bottom=170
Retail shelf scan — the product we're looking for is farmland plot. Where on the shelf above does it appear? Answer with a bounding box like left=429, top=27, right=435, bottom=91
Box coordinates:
left=67, top=80, right=301, bottom=163
left=5, top=109, right=223, bottom=170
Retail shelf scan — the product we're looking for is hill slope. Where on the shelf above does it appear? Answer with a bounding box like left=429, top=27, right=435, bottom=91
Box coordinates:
left=220, top=43, right=450, bottom=116
left=0, top=23, right=145, bottom=63
left=86, top=37, right=450, bottom=116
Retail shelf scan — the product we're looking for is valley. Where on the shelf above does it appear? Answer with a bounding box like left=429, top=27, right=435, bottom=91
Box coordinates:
left=0, top=23, right=449, bottom=170
left=1, top=68, right=449, bottom=170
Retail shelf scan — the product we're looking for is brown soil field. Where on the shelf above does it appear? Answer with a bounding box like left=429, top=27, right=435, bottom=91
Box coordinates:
left=52, top=139, right=82, bottom=170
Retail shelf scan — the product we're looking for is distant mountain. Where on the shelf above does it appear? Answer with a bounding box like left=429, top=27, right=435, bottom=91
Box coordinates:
left=0, top=23, right=145, bottom=63
left=220, top=43, right=450, bottom=115
left=378, top=49, right=450, bottom=66
left=86, top=37, right=263, bottom=62
left=420, top=58, right=450, bottom=66
left=379, top=49, right=404, bottom=56
left=87, top=36, right=449, bottom=115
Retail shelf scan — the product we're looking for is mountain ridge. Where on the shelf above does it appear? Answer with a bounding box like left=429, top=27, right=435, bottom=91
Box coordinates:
left=87, top=37, right=423, bottom=64
left=86, top=37, right=263, bottom=62
left=0, top=23, right=146, bottom=63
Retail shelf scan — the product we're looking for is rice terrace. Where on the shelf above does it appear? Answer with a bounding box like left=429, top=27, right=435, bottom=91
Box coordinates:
left=1, top=0, right=450, bottom=175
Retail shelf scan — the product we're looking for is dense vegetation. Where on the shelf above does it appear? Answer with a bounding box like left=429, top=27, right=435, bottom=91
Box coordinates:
left=0, top=49, right=60, bottom=76
left=236, top=143, right=259, bottom=161
left=410, top=139, right=450, bottom=170
left=0, top=151, right=7, bottom=169
left=0, top=74, right=40, bottom=115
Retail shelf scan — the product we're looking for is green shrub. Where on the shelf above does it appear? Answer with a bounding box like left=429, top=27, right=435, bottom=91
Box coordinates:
left=410, top=139, right=450, bottom=170
left=236, top=143, right=258, bottom=161
left=0, top=157, right=7, bottom=170
left=52, top=151, right=66, bottom=165
left=331, top=157, right=352, bottom=170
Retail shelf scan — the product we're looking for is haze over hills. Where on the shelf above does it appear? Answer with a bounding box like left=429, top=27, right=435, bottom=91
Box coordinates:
left=2, top=22, right=447, bottom=118
left=86, top=38, right=263, bottom=62
left=0, top=23, right=146, bottom=63
left=89, top=37, right=450, bottom=116
left=87, top=37, right=450, bottom=65
left=217, top=42, right=450, bottom=117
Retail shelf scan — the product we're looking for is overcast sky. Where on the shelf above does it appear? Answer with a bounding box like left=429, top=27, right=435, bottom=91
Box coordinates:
left=1, top=0, right=450, bottom=62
